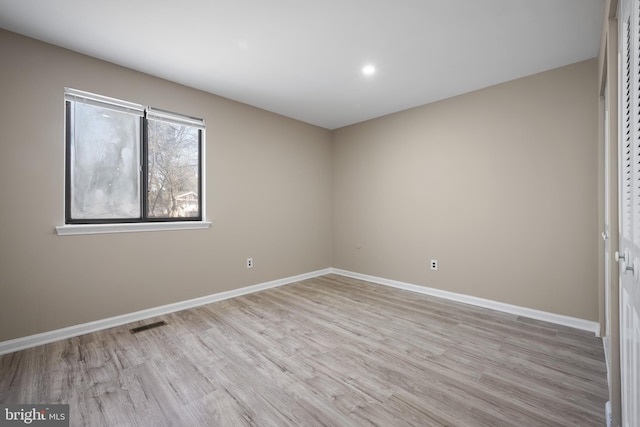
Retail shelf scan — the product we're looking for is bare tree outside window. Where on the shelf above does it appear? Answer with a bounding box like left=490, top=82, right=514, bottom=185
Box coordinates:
left=147, top=120, right=200, bottom=218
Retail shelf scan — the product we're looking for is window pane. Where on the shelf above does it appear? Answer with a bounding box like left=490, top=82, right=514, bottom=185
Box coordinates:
left=69, top=102, right=140, bottom=219
left=147, top=119, right=200, bottom=219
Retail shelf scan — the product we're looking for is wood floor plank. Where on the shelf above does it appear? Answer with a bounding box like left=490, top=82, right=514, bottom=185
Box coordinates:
left=0, top=274, right=608, bottom=426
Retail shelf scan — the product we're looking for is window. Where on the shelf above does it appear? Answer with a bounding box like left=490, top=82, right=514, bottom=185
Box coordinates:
left=62, top=88, right=205, bottom=230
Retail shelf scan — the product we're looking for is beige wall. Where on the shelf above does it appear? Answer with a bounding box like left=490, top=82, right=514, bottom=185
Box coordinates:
left=0, top=28, right=600, bottom=343
left=332, top=59, right=599, bottom=321
left=0, top=30, right=333, bottom=342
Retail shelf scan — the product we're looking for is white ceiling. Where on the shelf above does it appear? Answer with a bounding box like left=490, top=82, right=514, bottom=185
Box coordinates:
left=0, top=0, right=604, bottom=130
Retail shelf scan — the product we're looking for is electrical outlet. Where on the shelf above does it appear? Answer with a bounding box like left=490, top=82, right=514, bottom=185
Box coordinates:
left=430, top=259, right=438, bottom=271
left=247, top=258, right=253, bottom=269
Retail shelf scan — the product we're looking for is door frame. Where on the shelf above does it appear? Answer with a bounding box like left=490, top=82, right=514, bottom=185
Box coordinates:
left=598, top=0, right=621, bottom=425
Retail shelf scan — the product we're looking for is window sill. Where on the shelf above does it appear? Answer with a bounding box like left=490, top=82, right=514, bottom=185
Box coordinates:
left=55, top=221, right=212, bottom=236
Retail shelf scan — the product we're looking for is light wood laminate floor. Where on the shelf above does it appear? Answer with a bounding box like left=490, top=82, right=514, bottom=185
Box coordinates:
left=0, top=274, right=608, bottom=426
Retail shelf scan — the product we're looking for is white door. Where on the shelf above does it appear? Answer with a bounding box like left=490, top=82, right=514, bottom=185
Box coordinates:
left=605, top=82, right=611, bottom=346
left=618, top=1, right=640, bottom=425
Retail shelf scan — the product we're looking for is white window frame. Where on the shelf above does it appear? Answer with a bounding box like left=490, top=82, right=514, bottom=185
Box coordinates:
left=55, top=88, right=210, bottom=236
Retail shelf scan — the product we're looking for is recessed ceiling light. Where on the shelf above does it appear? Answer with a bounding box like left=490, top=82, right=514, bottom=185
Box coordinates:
left=362, top=64, right=376, bottom=76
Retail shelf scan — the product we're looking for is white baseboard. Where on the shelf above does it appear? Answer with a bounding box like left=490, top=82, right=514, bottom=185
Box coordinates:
left=330, top=268, right=600, bottom=334
left=0, top=268, right=331, bottom=355
left=0, top=266, right=599, bottom=355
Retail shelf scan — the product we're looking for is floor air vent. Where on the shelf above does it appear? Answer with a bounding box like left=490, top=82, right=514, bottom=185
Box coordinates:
left=129, top=321, right=167, bottom=334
